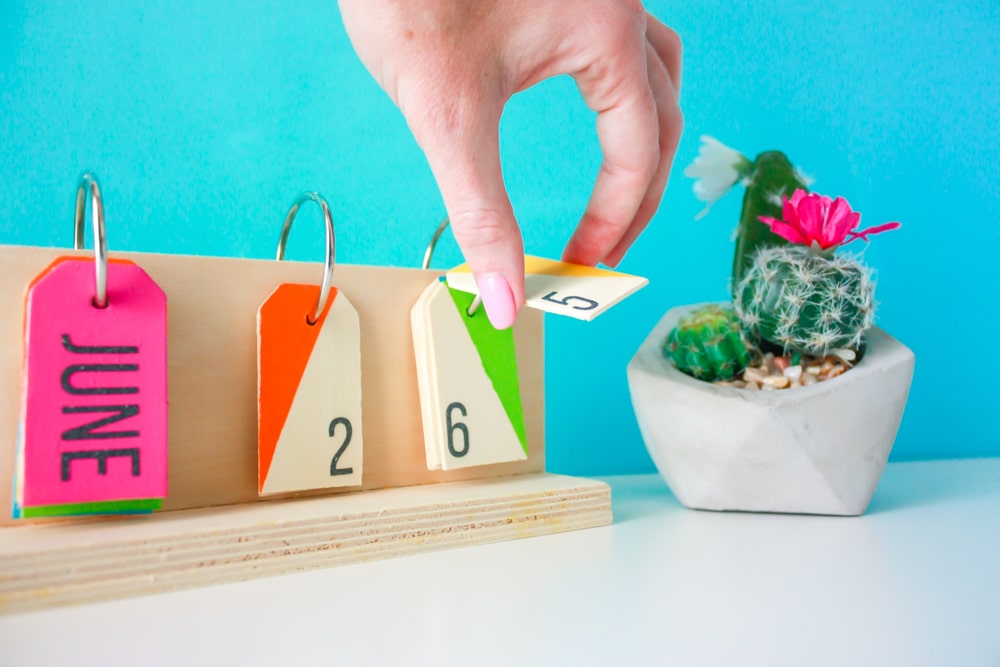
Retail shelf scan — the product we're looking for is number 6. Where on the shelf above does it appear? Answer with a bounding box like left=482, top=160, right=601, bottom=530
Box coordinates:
left=446, top=402, right=469, bottom=458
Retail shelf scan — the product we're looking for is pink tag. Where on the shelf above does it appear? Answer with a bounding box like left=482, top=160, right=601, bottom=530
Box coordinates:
left=15, top=257, right=168, bottom=517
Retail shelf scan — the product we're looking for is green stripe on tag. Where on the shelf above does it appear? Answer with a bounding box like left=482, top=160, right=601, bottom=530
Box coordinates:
left=447, top=287, right=527, bottom=453
left=20, top=497, right=162, bottom=517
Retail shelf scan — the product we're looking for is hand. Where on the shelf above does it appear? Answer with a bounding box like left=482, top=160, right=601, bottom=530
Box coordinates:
left=339, top=0, right=682, bottom=328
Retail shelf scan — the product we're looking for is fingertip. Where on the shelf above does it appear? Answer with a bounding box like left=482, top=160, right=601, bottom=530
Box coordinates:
left=603, top=251, right=624, bottom=269
left=561, top=237, right=599, bottom=268
left=475, top=272, right=520, bottom=329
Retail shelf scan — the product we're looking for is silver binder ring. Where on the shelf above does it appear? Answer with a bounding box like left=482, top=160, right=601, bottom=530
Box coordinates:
left=421, top=217, right=451, bottom=271
left=276, top=192, right=336, bottom=325
left=73, top=173, right=108, bottom=308
left=421, top=217, right=481, bottom=317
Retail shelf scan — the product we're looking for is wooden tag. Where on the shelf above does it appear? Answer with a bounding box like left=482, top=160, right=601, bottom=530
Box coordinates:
left=257, top=283, right=363, bottom=495
left=446, top=255, right=648, bottom=321
left=14, top=257, right=168, bottom=518
left=411, top=278, right=527, bottom=471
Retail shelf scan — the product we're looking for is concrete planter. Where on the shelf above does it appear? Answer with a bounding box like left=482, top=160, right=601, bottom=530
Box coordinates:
left=627, top=304, right=915, bottom=516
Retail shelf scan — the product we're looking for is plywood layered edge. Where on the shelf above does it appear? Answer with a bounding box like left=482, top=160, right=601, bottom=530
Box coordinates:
left=0, top=473, right=612, bottom=614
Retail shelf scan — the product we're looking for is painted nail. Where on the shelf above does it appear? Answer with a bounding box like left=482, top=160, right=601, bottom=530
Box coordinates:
left=475, top=273, right=517, bottom=329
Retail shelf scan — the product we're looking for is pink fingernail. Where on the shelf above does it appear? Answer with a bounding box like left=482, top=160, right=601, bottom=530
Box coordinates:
left=475, top=273, right=517, bottom=330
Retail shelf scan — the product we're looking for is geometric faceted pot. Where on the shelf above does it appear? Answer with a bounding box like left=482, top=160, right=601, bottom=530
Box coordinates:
left=627, top=304, right=915, bottom=516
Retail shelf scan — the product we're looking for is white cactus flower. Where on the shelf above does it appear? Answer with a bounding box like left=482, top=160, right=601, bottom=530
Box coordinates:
left=683, top=136, right=753, bottom=220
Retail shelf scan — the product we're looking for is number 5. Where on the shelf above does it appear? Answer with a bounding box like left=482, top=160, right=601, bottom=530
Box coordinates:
left=541, top=291, right=598, bottom=311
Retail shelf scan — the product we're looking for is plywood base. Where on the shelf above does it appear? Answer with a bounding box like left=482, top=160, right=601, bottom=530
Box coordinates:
left=0, top=473, right=611, bottom=614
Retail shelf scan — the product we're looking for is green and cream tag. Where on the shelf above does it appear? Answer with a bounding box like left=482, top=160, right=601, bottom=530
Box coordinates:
left=411, top=278, right=527, bottom=471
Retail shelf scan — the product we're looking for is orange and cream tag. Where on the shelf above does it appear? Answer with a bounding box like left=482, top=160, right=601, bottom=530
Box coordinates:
left=257, top=283, right=363, bottom=495
left=446, top=256, right=648, bottom=321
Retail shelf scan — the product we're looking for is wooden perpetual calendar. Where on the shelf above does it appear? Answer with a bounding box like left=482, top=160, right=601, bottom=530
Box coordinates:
left=0, top=182, right=647, bottom=614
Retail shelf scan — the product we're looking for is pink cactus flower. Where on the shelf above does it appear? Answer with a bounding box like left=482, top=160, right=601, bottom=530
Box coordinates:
left=759, top=189, right=900, bottom=251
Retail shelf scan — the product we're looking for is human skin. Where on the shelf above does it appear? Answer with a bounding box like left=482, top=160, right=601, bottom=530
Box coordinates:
left=339, top=0, right=682, bottom=328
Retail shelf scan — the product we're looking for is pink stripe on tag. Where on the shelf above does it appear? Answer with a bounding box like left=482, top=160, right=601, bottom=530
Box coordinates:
left=21, top=258, right=168, bottom=507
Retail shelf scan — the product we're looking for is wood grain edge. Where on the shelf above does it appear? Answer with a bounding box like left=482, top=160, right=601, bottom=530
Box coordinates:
left=0, top=473, right=611, bottom=614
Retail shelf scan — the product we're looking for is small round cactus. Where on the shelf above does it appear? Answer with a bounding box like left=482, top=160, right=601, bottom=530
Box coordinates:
left=734, top=245, right=875, bottom=356
left=663, top=305, right=751, bottom=381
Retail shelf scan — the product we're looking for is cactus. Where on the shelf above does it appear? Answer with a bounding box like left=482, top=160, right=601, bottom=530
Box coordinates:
left=734, top=245, right=875, bottom=356
left=731, top=151, right=811, bottom=291
left=663, top=305, right=751, bottom=381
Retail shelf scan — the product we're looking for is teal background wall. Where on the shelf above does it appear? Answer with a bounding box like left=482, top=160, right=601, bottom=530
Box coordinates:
left=2, top=1, right=997, bottom=475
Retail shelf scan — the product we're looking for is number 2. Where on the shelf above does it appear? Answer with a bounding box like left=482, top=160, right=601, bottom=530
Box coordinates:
left=328, top=417, right=353, bottom=476
left=541, top=291, right=598, bottom=311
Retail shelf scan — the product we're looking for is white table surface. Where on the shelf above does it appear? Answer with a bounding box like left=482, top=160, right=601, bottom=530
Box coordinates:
left=1, top=459, right=998, bottom=667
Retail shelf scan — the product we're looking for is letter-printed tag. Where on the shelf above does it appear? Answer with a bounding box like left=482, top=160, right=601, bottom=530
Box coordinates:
left=411, top=278, right=527, bottom=471
left=446, top=255, right=648, bottom=321
left=14, top=257, right=168, bottom=518
left=257, top=283, right=363, bottom=496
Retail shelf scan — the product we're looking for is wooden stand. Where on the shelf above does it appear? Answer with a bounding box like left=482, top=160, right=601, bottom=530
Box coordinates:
left=0, top=473, right=610, bottom=613
left=0, top=246, right=611, bottom=613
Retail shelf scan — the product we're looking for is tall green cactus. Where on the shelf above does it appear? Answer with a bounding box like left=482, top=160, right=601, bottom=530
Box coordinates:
left=663, top=305, right=751, bottom=381
left=734, top=246, right=875, bottom=356
left=731, top=151, right=810, bottom=291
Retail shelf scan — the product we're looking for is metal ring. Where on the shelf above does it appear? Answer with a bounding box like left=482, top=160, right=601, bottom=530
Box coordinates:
left=276, top=192, right=336, bottom=325
left=73, top=173, right=108, bottom=308
left=421, top=217, right=481, bottom=316
left=421, top=217, right=451, bottom=270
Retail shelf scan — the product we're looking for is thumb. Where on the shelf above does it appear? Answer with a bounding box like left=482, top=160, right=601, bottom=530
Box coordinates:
left=416, top=109, right=525, bottom=330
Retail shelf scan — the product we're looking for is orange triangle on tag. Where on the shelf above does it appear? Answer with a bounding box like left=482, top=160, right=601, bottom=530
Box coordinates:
left=257, top=283, right=337, bottom=492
